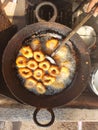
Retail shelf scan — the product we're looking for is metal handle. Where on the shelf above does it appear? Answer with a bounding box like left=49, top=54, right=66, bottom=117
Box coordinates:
left=33, top=108, right=55, bottom=127
left=35, top=1, right=57, bottom=22
left=51, top=2, right=98, bottom=57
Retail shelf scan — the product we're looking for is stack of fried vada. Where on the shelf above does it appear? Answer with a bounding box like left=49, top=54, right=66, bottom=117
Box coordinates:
left=15, top=37, right=71, bottom=95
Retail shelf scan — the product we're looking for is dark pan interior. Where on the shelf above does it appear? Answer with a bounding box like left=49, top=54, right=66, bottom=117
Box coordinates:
left=2, top=22, right=91, bottom=108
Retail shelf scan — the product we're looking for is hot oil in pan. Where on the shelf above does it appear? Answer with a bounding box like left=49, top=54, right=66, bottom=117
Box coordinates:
left=15, top=32, right=76, bottom=95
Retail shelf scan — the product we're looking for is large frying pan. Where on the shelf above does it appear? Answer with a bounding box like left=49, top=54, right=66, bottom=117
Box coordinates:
left=2, top=2, right=91, bottom=127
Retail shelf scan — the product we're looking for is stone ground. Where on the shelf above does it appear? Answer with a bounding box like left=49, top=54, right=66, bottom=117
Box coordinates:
left=0, top=122, right=78, bottom=130
left=0, top=121, right=98, bottom=130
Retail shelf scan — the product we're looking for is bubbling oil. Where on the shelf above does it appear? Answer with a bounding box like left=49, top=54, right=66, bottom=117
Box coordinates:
left=16, top=32, right=76, bottom=95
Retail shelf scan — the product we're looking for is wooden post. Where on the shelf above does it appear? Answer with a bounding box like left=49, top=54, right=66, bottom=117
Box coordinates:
left=0, top=1, right=11, bottom=32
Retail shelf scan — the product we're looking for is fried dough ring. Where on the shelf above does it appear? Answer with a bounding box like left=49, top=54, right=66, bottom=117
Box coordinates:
left=18, top=68, right=33, bottom=79
left=55, top=46, right=68, bottom=57
left=33, top=68, right=44, bottom=80
left=42, top=75, right=55, bottom=86
left=36, top=82, right=46, bottom=94
left=19, top=46, right=33, bottom=58
left=34, top=51, right=45, bottom=62
left=46, top=39, right=58, bottom=50
left=54, top=46, right=68, bottom=63
left=61, top=61, right=71, bottom=67
left=52, top=81, right=65, bottom=89
left=39, top=60, right=50, bottom=71
left=30, top=39, right=41, bottom=50
left=24, top=77, right=37, bottom=89
left=49, top=65, right=60, bottom=77
left=27, top=59, right=38, bottom=70
left=60, top=67, right=70, bottom=78
left=16, top=56, right=27, bottom=68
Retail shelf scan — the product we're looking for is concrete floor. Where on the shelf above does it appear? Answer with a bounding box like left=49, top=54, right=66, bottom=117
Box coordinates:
left=1, top=121, right=98, bottom=130
left=0, top=121, right=78, bottom=130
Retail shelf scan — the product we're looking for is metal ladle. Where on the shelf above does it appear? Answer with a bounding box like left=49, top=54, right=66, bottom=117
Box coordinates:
left=52, top=3, right=98, bottom=56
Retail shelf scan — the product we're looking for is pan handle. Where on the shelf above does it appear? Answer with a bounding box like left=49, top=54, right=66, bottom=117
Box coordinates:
left=35, top=1, right=57, bottom=22
left=33, top=108, right=55, bottom=127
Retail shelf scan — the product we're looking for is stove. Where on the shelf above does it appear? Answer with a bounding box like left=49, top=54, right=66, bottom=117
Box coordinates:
left=0, top=0, right=98, bottom=108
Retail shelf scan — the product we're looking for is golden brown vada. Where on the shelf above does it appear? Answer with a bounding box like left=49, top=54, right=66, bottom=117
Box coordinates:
left=19, top=46, right=33, bottom=58
left=27, top=59, right=38, bottom=70
left=18, top=68, right=33, bottom=79
left=42, top=74, right=55, bottom=86
left=33, top=68, right=44, bottom=80
left=60, top=67, right=70, bottom=78
left=61, top=61, right=71, bottom=67
left=34, top=51, right=45, bottom=62
left=30, top=39, right=41, bottom=50
left=16, top=56, right=27, bottom=68
left=55, top=46, right=68, bottom=62
left=52, top=81, right=65, bottom=89
left=46, top=39, right=58, bottom=50
left=36, top=82, right=46, bottom=94
left=48, top=65, right=60, bottom=77
left=24, top=77, right=37, bottom=89
left=39, top=60, right=50, bottom=71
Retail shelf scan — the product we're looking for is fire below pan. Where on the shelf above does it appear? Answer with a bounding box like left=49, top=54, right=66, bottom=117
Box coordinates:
left=2, top=2, right=91, bottom=127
